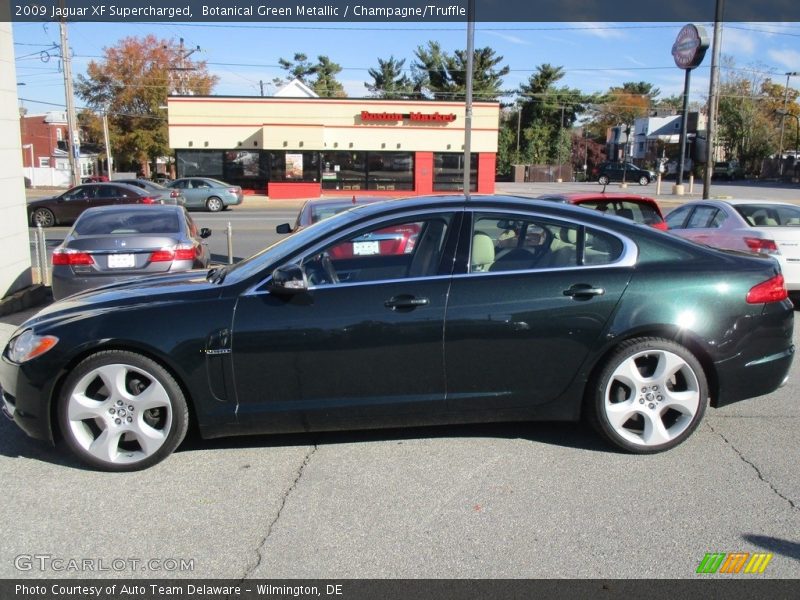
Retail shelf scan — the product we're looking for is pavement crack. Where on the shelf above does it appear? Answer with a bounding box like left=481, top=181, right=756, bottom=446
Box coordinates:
left=237, top=444, right=318, bottom=585
left=706, top=422, right=797, bottom=511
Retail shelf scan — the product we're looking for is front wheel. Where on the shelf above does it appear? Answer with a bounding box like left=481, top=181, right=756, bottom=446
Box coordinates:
left=598, top=175, right=610, bottom=185
left=32, top=208, right=55, bottom=227
left=206, top=196, right=224, bottom=212
left=57, top=351, right=189, bottom=471
left=638, top=175, right=650, bottom=186
left=586, top=337, right=708, bottom=453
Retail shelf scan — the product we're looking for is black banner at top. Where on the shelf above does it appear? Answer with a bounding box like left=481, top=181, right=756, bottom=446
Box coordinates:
left=4, top=0, right=800, bottom=23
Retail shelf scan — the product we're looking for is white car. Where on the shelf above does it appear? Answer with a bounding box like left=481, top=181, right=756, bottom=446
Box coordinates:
left=666, top=199, right=800, bottom=297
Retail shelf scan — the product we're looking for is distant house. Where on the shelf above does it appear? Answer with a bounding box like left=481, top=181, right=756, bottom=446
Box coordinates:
left=19, top=111, right=99, bottom=187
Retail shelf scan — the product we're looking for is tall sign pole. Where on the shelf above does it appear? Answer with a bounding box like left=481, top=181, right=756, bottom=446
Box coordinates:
left=462, top=0, right=475, bottom=199
left=59, top=13, right=81, bottom=187
left=671, top=24, right=709, bottom=195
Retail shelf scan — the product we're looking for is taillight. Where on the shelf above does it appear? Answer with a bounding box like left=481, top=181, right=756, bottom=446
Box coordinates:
left=170, top=190, right=180, bottom=198
left=150, top=245, right=195, bottom=262
left=228, top=188, right=240, bottom=194
left=141, top=196, right=157, bottom=204
left=653, top=221, right=669, bottom=231
left=744, top=237, right=778, bottom=254
left=52, top=249, right=94, bottom=266
left=746, top=274, right=788, bottom=304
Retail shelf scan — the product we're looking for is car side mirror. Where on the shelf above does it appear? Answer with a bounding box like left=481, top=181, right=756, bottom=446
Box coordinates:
left=268, top=264, right=308, bottom=294
left=275, top=223, right=292, bottom=234
left=199, top=228, right=212, bottom=239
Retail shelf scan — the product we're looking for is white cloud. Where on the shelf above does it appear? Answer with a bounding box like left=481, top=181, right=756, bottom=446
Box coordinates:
left=570, top=23, right=626, bottom=40
left=767, top=49, right=800, bottom=72
left=625, top=55, right=647, bottom=67
left=485, top=31, right=530, bottom=46
left=720, top=27, right=757, bottom=56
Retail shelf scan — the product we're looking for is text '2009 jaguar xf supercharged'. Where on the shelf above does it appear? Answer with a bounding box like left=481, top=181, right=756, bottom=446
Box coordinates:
left=1, top=196, right=794, bottom=470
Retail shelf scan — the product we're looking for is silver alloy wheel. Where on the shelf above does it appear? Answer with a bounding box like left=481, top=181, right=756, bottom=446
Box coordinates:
left=206, top=196, right=223, bottom=212
left=65, top=363, right=173, bottom=465
left=598, top=175, right=609, bottom=185
left=638, top=175, right=649, bottom=186
left=32, top=208, right=55, bottom=227
left=603, top=349, right=700, bottom=448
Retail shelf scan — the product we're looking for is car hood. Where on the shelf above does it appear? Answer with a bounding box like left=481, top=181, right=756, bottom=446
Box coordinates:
left=20, top=270, right=222, bottom=331
left=26, top=195, right=60, bottom=207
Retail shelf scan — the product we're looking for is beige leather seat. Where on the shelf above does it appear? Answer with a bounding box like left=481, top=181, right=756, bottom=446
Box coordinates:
left=470, top=232, right=495, bottom=272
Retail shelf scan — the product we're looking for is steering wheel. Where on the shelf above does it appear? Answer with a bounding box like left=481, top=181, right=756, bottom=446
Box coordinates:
left=306, top=252, right=339, bottom=286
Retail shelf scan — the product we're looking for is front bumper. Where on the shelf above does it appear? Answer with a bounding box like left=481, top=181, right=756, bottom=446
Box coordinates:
left=0, top=354, right=54, bottom=443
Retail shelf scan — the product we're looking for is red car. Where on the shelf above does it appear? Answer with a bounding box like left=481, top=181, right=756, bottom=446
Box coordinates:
left=536, top=193, right=668, bottom=230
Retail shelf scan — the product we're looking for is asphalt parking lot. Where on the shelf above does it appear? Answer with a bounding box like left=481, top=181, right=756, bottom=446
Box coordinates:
left=2, top=181, right=799, bottom=581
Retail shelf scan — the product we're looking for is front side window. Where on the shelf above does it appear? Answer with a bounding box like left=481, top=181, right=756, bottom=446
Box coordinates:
left=300, top=215, right=453, bottom=286
left=665, top=205, right=691, bottom=229
left=470, top=213, right=623, bottom=273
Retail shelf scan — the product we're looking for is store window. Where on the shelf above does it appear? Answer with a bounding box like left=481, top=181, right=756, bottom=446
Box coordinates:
left=366, top=152, right=413, bottom=191
left=433, top=153, right=477, bottom=191
left=268, top=151, right=320, bottom=183
left=223, top=150, right=268, bottom=188
left=176, top=150, right=223, bottom=178
left=321, top=151, right=367, bottom=190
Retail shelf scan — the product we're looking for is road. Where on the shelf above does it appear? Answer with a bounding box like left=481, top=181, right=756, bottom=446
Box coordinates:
left=5, top=180, right=798, bottom=580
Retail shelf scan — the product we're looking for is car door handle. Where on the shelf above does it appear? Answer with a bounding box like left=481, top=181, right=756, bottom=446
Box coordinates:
left=563, top=284, right=605, bottom=298
left=384, top=295, right=430, bottom=310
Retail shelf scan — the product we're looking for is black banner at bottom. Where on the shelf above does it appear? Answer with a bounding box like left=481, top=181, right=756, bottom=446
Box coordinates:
left=3, top=579, right=800, bottom=600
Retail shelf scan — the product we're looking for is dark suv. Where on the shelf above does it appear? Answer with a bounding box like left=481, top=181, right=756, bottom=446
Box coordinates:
left=596, top=162, right=656, bottom=186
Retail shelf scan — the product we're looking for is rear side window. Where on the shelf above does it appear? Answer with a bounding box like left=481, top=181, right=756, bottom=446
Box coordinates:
left=734, top=204, right=800, bottom=227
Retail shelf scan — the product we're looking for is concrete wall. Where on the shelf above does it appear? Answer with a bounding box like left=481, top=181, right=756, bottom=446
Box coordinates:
left=0, top=22, right=33, bottom=297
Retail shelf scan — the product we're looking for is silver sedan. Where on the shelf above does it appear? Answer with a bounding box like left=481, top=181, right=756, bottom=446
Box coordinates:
left=665, top=199, right=800, bottom=296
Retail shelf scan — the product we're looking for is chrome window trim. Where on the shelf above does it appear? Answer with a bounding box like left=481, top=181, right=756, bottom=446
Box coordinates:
left=243, top=206, right=638, bottom=296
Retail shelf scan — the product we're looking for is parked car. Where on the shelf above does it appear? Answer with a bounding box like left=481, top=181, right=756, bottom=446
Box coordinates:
left=151, top=175, right=173, bottom=186
left=596, top=162, right=656, bottom=186
left=276, top=196, right=386, bottom=234
left=2, top=196, right=793, bottom=471
left=81, top=175, right=109, bottom=184
left=50, top=205, right=211, bottom=300
left=27, top=183, right=162, bottom=228
left=276, top=196, right=416, bottom=259
left=113, top=179, right=186, bottom=206
left=536, top=193, right=667, bottom=230
left=166, top=177, right=243, bottom=212
left=665, top=199, right=800, bottom=299
left=711, top=161, right=745, bottom=181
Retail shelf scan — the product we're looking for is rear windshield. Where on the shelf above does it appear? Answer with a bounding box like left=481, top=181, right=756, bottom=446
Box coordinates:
left=74, top=211, right=181, bottom=235
left=733, top=204, right=800, bottom=227
left=311, top=204, right=354, bottom=223
left=578, top=200, right=664, bottom=226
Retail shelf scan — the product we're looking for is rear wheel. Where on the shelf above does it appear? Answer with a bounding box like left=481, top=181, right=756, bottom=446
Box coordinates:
left=32, top=208, right=55, bottom=227
left=598, top=175, right=610, bottom=185
left=586, top=337, right=708, bottom=453
left=57, top=350, right=189, bottom=471
left=206, top=196, right=223, bottom=212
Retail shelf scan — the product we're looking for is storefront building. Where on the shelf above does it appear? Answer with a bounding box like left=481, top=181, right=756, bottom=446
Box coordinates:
left=166, top=95, right=499, bottom=199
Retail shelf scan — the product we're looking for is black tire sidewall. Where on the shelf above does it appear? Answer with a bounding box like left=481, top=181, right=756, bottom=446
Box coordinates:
left=57, top=350, right=189, bottom=471
left=588, top=337, right=708, bottom=454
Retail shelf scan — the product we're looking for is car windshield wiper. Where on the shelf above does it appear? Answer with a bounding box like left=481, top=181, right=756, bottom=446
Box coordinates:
left=206, top=265, right=229, bottom=284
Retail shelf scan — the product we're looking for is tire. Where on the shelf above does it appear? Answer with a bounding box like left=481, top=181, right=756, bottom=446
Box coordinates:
left=57, top=350, right=189, bottom=471
left=598, top=175, right=610, bottom=185
left=638, top=175, right=650, bottom=186
left=206, top=196, right=224, bottom=212
left=31, top=208, right=55, bottom=228
left=586, top=337, right=708, bottom=454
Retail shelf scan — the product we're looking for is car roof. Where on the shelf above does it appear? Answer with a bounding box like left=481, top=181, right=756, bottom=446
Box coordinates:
left=77, top=204, right=184, bottom=217
left=538, top=192, right=658, bottom=203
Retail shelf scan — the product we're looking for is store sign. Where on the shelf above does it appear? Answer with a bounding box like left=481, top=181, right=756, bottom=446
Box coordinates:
left=671, top=24, right=709, bottom=70
left=360, top=110, right=457, bottom=123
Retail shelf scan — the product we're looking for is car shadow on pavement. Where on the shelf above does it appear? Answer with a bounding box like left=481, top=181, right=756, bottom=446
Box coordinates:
left=178, top=420, right=615, bottom=455
left=741, top=534, right=800, bottom=561
left=0, top=416, right=78, bottom=469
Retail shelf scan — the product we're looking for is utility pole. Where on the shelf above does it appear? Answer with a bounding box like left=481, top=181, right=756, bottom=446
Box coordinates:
left=703, top=1, right=724, bottom=199
left=171, top=37, right=201, bottom=95
left=59, top=14, right=81, bottom=187
left=259, top=80, right=265, bottom=97
left=102, top=110, right=112, bottom=177
left=462, top=0, right=475, bottom=198
left=778, top=71, right=798, bottom=177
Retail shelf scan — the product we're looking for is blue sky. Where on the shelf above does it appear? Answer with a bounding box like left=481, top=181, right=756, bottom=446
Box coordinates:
left=11, top=21, right=800, bottom=112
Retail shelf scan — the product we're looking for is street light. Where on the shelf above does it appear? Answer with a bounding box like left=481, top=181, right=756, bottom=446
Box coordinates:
left=778, top=71, right=798, bottom=176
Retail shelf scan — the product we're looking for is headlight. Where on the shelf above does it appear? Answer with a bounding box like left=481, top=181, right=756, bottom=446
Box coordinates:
left=6, top=330, right=59, bottom=363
